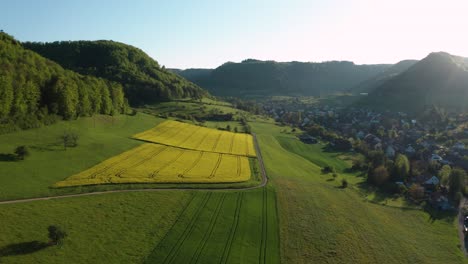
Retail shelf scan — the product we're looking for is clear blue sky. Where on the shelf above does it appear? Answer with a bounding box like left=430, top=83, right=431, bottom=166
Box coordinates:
left=2, top=0, right=468, bottom=69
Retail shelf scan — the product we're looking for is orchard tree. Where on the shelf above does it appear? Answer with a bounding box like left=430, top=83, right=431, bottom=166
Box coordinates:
left=48, top=225, right=67, bottom=246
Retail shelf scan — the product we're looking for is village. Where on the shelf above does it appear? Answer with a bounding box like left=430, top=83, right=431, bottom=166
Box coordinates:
left=264, top=100, right=468, bottom=211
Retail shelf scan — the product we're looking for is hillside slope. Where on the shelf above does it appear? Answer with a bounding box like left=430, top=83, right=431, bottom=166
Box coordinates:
left=0, top=32, right=126, bottom=131
left=23, top=41, right=208, bottom=105
left=174, top=59, right=391, bottom=97
left=361, top=52, right=468, bottom=113
left=350, top=60, right=418, bottom=94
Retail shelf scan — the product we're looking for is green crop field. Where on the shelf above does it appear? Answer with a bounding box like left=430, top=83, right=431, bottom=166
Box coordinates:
left=145, top=189, right=279, bottom=264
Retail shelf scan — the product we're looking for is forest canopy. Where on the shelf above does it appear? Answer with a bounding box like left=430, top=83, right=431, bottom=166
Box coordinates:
left=0, top=32, right=127, bottom=132
left=23, top=40, right=208, bottom=105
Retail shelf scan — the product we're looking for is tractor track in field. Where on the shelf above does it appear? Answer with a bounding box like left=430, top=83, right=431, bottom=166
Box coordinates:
left=259, top=187, right=268, bottom=264
left=163, top=193, right=212, bottom=264
left=191, top=193, right=227, bottom=264
left=219, top=192, right=244, bottom=264
left=0, top=133, right=268, bottom=205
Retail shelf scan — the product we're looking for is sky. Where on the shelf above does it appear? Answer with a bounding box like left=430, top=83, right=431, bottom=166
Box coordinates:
left=2, top=0, right=468, bottom=69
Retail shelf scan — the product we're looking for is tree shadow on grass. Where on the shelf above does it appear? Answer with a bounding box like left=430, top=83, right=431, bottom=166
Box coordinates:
left=0, top=241, right=50, bottom=257
left=0, top=153, right=17, bottom=162
left=30, top=142, right=64, bottom=152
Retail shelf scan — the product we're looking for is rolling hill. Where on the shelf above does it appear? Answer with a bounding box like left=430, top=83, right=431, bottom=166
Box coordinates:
left=173, top=59, right=391, bottom=97
left=360, top=52, right=468, bottom=113
left=23, top=41, right=209, bottom=105
left=350, top=60, right=418, bottom=94
left=0, top=32, right=127, bottom=131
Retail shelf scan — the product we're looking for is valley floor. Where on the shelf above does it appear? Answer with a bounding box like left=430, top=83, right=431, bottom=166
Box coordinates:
left=0, top=114, right=465, bottom=263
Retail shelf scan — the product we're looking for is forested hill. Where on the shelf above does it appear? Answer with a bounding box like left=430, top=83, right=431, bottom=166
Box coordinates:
left=350, top=60, right=418, bottom=94
left=173, top=59, right=391, bottom=97
left=0, top=32, right=127, bottom=132
left=360, top=52, right=468, bottom=113
left=23, top=41, right=208, bottom=105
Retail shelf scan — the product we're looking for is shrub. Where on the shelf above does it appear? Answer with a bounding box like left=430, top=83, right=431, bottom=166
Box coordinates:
left=322, top=165, right=335, bottom=174
left=60, top=131, right=79, bottom=149
left=341, top=179, right=348, bottom=188
left=14, top=145, right=30, bottom=160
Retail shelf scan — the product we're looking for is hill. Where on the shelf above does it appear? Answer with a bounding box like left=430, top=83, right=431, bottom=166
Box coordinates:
left=173, top=59, right=391, bottom=97
left=23, top=41, right=208, bottom=105
left=361, top=52, right=468, bottom=113
left=350, top=60, right=418, bottom=94
left=0, top=32, right=127, bottom=132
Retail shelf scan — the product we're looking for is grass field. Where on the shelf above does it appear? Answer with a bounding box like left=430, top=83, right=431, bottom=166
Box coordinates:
left=251, top=121, right=466, bottom=264
left=0, top=114, right=160, bottom=200
left=0, top=191, right=191, bottom=263
left=133, top=120, right=256, bottom=157
left=55, top=144, right=251, bottom=187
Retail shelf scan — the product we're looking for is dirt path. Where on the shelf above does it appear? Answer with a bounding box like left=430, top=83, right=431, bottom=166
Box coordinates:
left=458, top=197, right=468, bottom=256
left=0, top=133, right=268, bottom=206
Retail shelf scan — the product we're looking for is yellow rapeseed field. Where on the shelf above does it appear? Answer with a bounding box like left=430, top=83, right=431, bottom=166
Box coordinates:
left=132, top=120, right=257, bottom=157
left=54, top=143, right=251, bottom=187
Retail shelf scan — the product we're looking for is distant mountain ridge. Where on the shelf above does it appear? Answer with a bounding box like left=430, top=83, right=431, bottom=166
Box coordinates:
left=24, top=41, right=209, bottom=105
left=172, top=60, right=391, bottom=97
left=360, top=52, right=468, bottom=113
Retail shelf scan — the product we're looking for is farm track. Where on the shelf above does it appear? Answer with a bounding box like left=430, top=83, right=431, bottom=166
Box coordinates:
left=209, top=154, right=223, bottom=179
left=458, top=197, right=468, bottom=256
left=149, top=149, right=185, bottom=177
left=0, top=133, right=268, bottom=205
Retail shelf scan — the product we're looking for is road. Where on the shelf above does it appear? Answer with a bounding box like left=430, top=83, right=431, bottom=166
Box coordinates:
left=458, top=197, right=468, bottom=256
left=0, top=133, right=268, bottom=205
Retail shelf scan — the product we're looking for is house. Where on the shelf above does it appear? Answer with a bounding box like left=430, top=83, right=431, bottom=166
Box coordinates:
left=356, top=131, right=365, bottom=139
left=364, top=134, right=381, bottom=146
left=453, top=142, right=465, bottom=150
left=430, top=192, right=451, bottom=210
left=405, top=145, right=416, bottom=154
left=424, top=176, right=440, bottom=191
left=430, top=154, right=443, bottom=162
left=385, top=145, right=396, bottom=158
